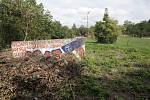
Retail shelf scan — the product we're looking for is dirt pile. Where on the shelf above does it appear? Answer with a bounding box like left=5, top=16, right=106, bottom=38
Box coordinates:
left=0, top=50, right=83, bottom=100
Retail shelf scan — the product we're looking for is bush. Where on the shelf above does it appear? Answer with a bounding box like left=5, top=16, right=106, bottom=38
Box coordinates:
left=94, top=8, right=120, bottom=44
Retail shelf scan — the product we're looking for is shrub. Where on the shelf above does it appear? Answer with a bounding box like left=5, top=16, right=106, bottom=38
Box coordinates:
left=95, top=8, right=121, bottom=44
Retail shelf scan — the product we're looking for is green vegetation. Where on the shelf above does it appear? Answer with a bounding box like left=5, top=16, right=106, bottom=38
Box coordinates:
left=95, top=8, right=121, bottom=44
left=123, top=20, right=150, bottom=37
left=59, top=35, right=150, bottom=99
left=0, top=0, right=86, bottom=49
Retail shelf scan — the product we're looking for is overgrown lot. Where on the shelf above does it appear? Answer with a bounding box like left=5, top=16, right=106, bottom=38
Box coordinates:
left=0, top=36, right=150, bottom=100
left=81, top=36, right=150, bottom=99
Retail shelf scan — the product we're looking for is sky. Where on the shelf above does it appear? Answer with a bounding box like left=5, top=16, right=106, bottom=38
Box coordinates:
left=36, top=0, right=150, bottom=27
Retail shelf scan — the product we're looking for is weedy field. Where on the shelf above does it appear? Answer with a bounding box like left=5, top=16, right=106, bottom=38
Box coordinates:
left=47, top=35, right=150, bottom=100
left=71, top=35, right=150, bottom=100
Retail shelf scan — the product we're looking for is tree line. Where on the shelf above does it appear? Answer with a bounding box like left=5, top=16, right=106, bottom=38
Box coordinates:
left=123, top=20, right=150, bottom=38
left=94, top=8, right=150, bottom=44
left=0, top=0, right=88, bottom=49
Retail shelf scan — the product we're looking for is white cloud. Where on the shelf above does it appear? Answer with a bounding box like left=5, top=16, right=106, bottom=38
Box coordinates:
left=36, top=0, right=150, bottom=27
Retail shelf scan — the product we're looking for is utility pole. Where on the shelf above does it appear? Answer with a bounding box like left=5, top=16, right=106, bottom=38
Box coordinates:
left=87, top=11, right=90, bottom=37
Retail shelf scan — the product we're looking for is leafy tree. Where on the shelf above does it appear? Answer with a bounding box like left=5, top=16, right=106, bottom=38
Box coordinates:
left=72, top=23, right=78, bottom=36
left=0, top=0, right=53, bottom=48
left=50, top=21, right=73, bottom=39
left=78, top=25, right=87, bottom=36
left=123, top=20, right=150, bottom=37
left=95, top=8, right=120, bottom=43
left=123, top=20, right=135, bottom=36
left=0, top=0, right=25, bottom=48
left=50, top=21, right=64, bottom=39
left=88, top=26, right=95, bottom=38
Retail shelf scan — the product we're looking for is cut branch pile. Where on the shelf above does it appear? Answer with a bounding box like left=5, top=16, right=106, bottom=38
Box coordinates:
left=0, top=50, right=83, bottom=100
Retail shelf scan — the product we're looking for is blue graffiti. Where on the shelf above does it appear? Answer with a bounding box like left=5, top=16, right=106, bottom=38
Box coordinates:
left=61, top=39, right=83, bottom=53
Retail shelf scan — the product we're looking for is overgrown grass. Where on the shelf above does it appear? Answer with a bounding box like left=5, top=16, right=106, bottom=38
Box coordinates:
left=59, top=35, right=150, bottom=100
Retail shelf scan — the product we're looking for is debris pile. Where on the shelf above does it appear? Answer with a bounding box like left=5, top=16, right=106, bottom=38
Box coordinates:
left=0, top=50, right=83, bottom=100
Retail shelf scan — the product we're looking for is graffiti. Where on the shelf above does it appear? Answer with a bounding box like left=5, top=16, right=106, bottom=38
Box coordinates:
left=44, top=51, right=51, bottom=58
left=51, top=49, right=62, bottom=55
left=61, top=44, right=73, bottom=53
left=61, top=38, right=83, bottom=53
left=32, top=50, right=43, bottom=56
left=11, top=38, right=85, bottom=59
left=45, top=55, right=64, bottom=66
left=11, top=38, right=85, bottom=67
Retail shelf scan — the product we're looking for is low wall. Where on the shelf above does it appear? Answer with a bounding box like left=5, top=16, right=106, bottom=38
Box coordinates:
left=11, top=37, right=85, bottom=59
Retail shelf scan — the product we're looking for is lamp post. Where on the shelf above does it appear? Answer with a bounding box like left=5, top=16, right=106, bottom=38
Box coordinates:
left=87, top=11, right=90, bottom=37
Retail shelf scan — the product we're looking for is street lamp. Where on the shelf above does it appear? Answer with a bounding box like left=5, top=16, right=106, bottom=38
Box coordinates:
left=87, top=11, right=90, bottom=37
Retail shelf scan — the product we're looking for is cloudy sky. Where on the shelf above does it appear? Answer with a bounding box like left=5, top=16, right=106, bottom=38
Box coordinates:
left=36, top=0, right=150, bottom=27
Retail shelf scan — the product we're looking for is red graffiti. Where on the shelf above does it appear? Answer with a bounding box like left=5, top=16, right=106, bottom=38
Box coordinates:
left=44, top=51, right=52, bottom=58
left=32, top=50, right=43, bottom=56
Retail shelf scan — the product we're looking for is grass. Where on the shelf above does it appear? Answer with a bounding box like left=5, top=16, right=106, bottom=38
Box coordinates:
left=59, top=35, right=150, bottom=100
left=116, top=35, right=150, bottom=47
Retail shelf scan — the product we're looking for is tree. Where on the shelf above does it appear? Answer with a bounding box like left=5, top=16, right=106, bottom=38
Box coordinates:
left=88, top=26, right=95, bottom=38
left=72, top=23, right=78, bottom=36
left=0, top=0, right=53, bottom=48
left=123, top=20, right=135, bottom=36
left=95, top=8, right=120, bottom=43
left=0, top=0, right=25, bottom=47
left=123, top=20, right=150, bottom=37
left=78, top=25, right=87, bottom=36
